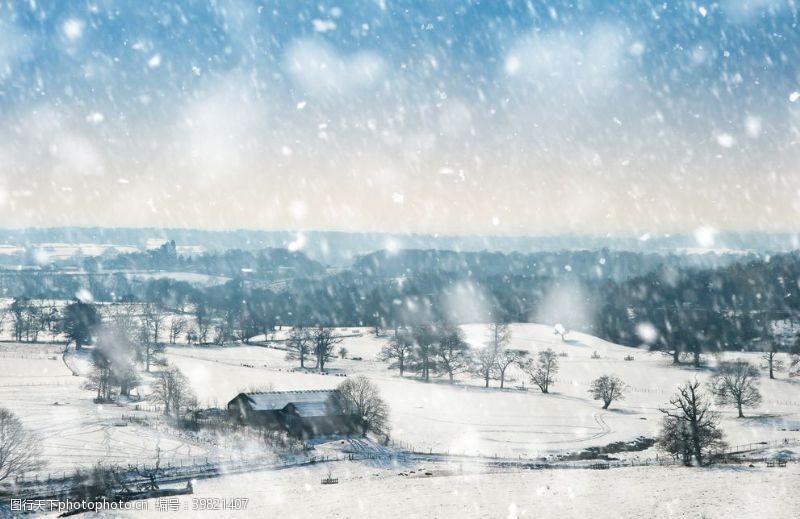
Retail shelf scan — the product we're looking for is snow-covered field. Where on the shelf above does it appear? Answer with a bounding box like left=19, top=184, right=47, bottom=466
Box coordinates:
left=3, top=323, right=800, bottom=517
left=100, top=461, right=800, bottom=519
left=167, top=324, right=800, bottom=458
left=0, top=344, right=258, bottom=477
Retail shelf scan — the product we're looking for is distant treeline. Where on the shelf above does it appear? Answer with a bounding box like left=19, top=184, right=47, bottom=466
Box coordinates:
left=0, top=244, right=796, bottom=360
left=2, top=226, right=798, bottom=265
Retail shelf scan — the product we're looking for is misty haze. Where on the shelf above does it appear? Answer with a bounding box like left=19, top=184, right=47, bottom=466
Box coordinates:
left=1, top=2, right=799, bottom=518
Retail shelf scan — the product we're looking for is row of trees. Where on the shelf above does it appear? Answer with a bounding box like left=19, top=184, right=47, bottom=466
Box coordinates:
left=285, top=327, right=343, bottom=371
left=69, top=300, right=198, bottom=419
left=9, top=245, right=800, bottom=365
left=1, top=290, right=277, bottom=351
left=375, top=322, right=630, bottom=402
left=4, top=297, right=60, bottom=342
left=373, top=321, right=632, bottom=407
left=0, top=297, right=100, bottom=345
left=377, top=323, right=528, bottom=386
left=86, top=337, right=196, bottom=418
left=40, top=291, right=800, bottom=385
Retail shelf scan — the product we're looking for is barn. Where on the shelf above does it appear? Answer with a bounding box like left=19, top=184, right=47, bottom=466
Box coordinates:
left=227, top=390, right=358, bottom=438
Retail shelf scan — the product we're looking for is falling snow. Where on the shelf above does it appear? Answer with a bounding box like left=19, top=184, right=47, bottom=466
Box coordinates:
left=0, top=2, right=798, bottom=518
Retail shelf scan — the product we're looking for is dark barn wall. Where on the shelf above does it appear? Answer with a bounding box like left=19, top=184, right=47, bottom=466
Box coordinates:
left=227, top=396, right=282, bottom=428
left=282, top=414, right=358, bottom=439
left=226, top=393, right=359, bottom=439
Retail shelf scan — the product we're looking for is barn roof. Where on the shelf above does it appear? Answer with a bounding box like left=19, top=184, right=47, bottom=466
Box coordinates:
left=289, top=401, right=342, bottom=418
left=232, top=390, right=340, bottom=412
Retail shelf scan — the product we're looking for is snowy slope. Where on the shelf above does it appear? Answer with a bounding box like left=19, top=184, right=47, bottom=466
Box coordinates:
left=166, top=323, right=800, bottom=459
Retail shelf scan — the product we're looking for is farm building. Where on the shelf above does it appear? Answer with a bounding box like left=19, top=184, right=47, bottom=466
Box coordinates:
left=227, top=390, right=358, bottom=438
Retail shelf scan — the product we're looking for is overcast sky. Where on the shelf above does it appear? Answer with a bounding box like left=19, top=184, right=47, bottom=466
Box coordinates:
left=0, top=0, right=798, bottom=236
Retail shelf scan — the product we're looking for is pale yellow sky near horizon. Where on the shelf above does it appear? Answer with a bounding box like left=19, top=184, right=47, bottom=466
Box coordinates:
left=2, top=4, right=799, bottom=236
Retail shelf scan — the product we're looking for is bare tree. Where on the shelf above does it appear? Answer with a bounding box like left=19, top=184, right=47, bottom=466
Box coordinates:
left=212, top=321, right=229, bottom=345
left=196, top=318, right=211, bottom=344
left=150, top=368, right=196, bottom=417
left=0, top=307, right=7, bottom=338
left=103, top=320, right=141, bottom=398
left=409, top=325, right=438, bottom=381
left=495, top=348, right=527, bottom=389
left=761, top=349, right=783, bottom=380
left=488, top=321, right=510, bottom=351
left=588, top=374, right=627, bottom=409
left=379, top=327, right=414, bottom=376
left=520, top=348, right=559, bottom=393
left=434, top=325, right=470, bottom=382
left=308, top=327, right=342, bottom=372
left=336, top=376, right=390, bottom=437
left=84, top=328, right=139, bottom=401
left=193, top=303, right=211, bottom=344
left=10, top=297, right=31, bottom=342
left=791, top=338, right=800, bottom=377
left=85, top=349, right=114, bottom=402
left=757, top=334, right=784, bottom=380
left=141, top=303, right=166, bottom=344
left=472, top=345, right=498, bottom=388
left=185, top=326, right=198, bottom=344
left=45, top=301, right=62, bottom=343
left=658, top=380, right=725, bottom=466
left=115, top=363, right=140, bottom=400
left=138, top=305, right=166, bottom=372
left=107, top=303, right=138, bottom=341
left=0, top=408, right=41, bottom=482
left=486, top=320, right=526, bottom=389
left=33, top=299, right=56, bottom=342
left=470, top=321, right=514, bottom=388
left=168, top=317, right=187, bottom=344
left=709, top=360, right=761, bottom=418
left=285, top=327, right=312, bottom=368
left=372, top=319, right=382, bottom=338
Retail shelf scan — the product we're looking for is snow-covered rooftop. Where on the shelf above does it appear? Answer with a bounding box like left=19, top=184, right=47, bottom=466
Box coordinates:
left=289, top=401, right=343, bottom=418
left=238, top=390, right=340, bottom=412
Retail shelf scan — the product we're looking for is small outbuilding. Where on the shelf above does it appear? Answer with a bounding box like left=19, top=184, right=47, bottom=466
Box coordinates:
left=227, top=390, right=358, bottom=438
